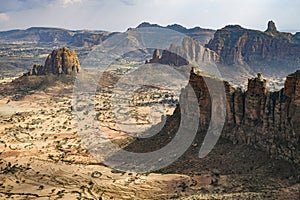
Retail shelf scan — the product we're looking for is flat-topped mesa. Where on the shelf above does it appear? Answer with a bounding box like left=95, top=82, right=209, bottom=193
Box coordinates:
left=25, top=47, right=80, bottom=76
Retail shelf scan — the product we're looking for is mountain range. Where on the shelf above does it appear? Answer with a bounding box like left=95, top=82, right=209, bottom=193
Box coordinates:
left=1, top=21, right=300, bottom=199
left=206, top=21, right=300, bottom=76
left=0, top=27, right=110, bottom=47
left=1, top=21, right=300, bottom=88
left=0, top=23, right=215, bottom=46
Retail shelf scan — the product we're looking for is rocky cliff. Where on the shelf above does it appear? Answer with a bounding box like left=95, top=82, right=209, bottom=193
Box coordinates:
left=146, top=38, right=219, bottom=66
left=146, top=48, right=189, bottom=66
left=206, top=21, right=300, bottom=72
left=26, top=47, right=80, bottom=76
left=143, top=49, right=299, bottom=165
left=177, top=69, right=300, bottom=165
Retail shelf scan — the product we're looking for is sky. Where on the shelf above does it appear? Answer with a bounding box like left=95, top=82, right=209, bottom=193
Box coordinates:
left=0, top=0, right=299, bottom=32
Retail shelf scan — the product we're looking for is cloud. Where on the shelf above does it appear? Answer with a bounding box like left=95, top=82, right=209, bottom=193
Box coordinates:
left=0, top=0, right=83, bottom=12
left=0, top=0, right=299, bottom=32
left=60, top=0, right=82, bottom=6
left=119, top=0, right=137, bottom=6
left=0, top=0, right=54, bottom=12
left=0, top=13, right=9, bottom=23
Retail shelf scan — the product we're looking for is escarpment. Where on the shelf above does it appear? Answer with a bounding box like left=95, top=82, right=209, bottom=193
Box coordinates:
left=206, top=21, right=300, bottom=69
left=176, top=69, right=300, bottom=165
left=146, top=37, right=219, bottom=66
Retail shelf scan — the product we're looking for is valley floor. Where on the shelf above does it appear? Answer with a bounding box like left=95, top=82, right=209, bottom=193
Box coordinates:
left=0, top=81, right=299, bottom=199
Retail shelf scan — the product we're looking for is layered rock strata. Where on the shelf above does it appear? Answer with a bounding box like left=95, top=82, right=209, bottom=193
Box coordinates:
left=206, top=21, right=300, bottom=68
left=146, top=38, right=219, bottom=66
left=176, top=70, right=300, bottom=165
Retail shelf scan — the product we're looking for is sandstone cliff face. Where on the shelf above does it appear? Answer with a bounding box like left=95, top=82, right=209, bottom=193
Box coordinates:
left=176, top=70, right=300, bottom=166
left=206, top=21, right=300, bottom=69
left=26, top=47, right=80, bottom=76
left=146, top=48, right=189, bottom=66
left=146, top=38, right=219, bottom=66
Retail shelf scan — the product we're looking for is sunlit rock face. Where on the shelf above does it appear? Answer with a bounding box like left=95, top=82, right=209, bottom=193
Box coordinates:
left=172, top=70, right=300, bottom=165
left=206, top=21, right=300, bottom=68
left=26, top=47, right=80, bottom=76
left=44, top=47, right=80, bottom=75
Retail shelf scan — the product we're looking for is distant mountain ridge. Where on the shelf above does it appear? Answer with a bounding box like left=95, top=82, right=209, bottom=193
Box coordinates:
left=206, top=21, right=300, bottom=75
left=136, top=22, right=215, bottom=32
left=136, top=22, right=215, bottom=44
left=0, top=27, right=111, bottom=47
left=1, top=21, right=300, bottom=85
left=0, top=22, right=215, bottom=47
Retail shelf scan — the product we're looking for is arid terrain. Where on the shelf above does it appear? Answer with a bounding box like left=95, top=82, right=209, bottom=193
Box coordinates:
left=0, top=77, right=198, bottom=199
left=0, top=21, right=300, bottom=200
left=0, top=70, right=299, bottom=199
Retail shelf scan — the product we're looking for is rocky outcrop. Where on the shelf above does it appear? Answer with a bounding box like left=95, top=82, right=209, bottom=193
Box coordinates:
left=148, top=49, right=160, bottom=63
left=44, top=47, right=80, bottom=74
left=169, top=38, right=220, bottom=64
left=206, top=21, right=300, bottom=69
left=27, top=64, right=45, bottom=76
left=265, top=20, right=278, bottom=34
left=284, top=70, right=300, bottom=98
left=146, top=48, right=189, bottom=66
left=146, top=38, right=220, bottom=66
left=174, top=70, right=300, bottom=166
left=25, top=47, right=80, bottom=76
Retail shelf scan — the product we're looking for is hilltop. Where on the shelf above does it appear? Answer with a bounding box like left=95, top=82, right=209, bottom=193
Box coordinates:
left=206, top=21, right=300, bottom=76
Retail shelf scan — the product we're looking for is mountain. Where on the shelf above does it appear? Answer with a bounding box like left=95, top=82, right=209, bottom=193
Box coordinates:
left=0, top=22, right=215, bottom=47
left=136, top=22, right=215, bottom=44
left=0, top=27, right=113, bottom=76
left=1, top=21, right=300, bottom=87
left=0, top=27, right=111, bottom=47
left=137, top=21, right=300, bottom=88
left=206, top=21, right=300, bottom=75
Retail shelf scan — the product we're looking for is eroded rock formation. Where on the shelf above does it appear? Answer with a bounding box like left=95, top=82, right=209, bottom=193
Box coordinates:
left=146, top=48, right=189, bottom=66
left=265, top=20, right=278, bottom=34
left=25, top=47, right=80, bottom=76
left=206, top=21, right=300, bottom=69
left=148, top=49, right=160, bottom=63
left=44, top=47, right=80, bottom=74
left=146, top=38, right=219, bottom=66
left=176, top=70, right=300, bottom=165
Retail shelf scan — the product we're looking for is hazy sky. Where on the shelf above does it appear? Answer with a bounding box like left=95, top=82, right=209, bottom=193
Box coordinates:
left=0, top=0, right=299, bottom=32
